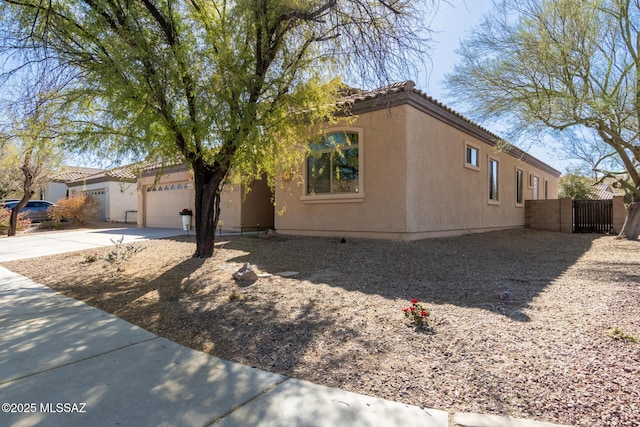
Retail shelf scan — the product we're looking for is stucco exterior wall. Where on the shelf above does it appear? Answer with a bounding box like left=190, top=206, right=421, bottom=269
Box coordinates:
left=274, top=108, right=410, bottom=239
left=70, top=180, right=137, bottom=222
left=240, top=176, right=275, bottom=230
left=218, top=184, right=242, bottom=230
left=107, top=181, right=137, bottom=223
left=404, top=106, right=559, bottom=238
left=275, top=103, right=560, bottom=240
left=41, top=182, right=68, bottom=203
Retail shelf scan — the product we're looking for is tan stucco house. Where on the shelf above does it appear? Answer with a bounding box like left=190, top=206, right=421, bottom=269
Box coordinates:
left=274, top=81, right=561, bottom=240
left=136, top=81, right=560, bottom=237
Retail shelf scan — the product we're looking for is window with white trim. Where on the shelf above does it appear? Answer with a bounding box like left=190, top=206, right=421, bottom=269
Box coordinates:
left=533, top=176, right=539, bottom=200
left=489, top=158, right=499, bottom=202
left=307, top=132, right=359, bottom=195
left=465, top=143, right=479, bottom=169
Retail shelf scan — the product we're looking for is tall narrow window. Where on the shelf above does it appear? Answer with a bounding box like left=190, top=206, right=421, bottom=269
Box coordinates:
left=516, top=169, right=524, bottom=205
left=489, top=159, right=499, bottom=202
left=307, top=132, right=359, bottom=195
left=533, top=176, right=539, bottom=200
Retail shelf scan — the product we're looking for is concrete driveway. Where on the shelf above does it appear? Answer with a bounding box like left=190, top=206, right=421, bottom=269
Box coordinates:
left=0, top=227, right=186, bottom=262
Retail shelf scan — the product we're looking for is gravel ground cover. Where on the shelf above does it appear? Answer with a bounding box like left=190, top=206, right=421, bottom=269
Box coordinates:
left=3, top=229, right=639, bottom=426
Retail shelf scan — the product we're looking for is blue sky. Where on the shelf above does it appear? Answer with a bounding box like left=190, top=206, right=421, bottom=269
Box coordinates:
left=418, top=0, right=494, bottom=100
left=420, top=0, right=568, bottom=173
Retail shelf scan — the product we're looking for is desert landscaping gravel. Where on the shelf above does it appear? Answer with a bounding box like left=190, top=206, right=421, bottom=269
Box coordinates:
left=3, top=228, right=639, bottom=426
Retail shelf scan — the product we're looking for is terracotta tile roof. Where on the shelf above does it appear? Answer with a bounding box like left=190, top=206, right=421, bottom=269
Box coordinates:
left=341, top=80, right=561, bottom=177
left=51, top=166, right=106, bottom=182
left=342, top=80, right=499, bottom=135
left=67, top=161, right=158, bottom=185
left=591, top=177, right=627, bottom=199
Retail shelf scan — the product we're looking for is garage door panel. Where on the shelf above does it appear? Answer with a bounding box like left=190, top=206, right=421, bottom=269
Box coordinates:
left=145, top=182, right=191, bottom=228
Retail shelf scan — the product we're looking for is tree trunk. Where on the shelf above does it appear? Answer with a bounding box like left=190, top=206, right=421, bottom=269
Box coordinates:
left=192, top=163, right=225, bottom=258
left=9, top=155, right=37, bottom=236
left=7, top=207, right=20, bottom=237
left=618, top=201, right=640, bottom=240
left=7, top=194, right=32, bottom=237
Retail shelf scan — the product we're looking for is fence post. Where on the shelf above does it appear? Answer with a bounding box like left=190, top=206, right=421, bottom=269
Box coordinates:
left=560, top=198, right=573, bottom=233
left=612, top=196, right=626, bottom=234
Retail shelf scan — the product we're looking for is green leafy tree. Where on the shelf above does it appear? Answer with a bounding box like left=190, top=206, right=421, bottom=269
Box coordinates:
left=558, top=173, right=596, bottom=200
left=0, top=143, right=22, bottom=200
left=0, top=0, right=435, bottom=256
left=446, top=0, right=640, bottom=239
left=0, top=88, right=65, bottom=236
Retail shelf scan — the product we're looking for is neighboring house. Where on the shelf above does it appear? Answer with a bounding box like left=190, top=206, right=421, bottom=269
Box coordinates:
left=40, top=166, right=106, bottom=203
left=274, top=81, right=561, bottom=240
left=591, top=177, right=627, bottom=200
left=136, top=164, right=273, bottom=230
left=67, top=164, right=139, bottom=223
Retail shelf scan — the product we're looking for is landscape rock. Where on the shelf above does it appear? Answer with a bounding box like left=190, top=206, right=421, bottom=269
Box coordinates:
left=233, top=263, right=259, bottom=282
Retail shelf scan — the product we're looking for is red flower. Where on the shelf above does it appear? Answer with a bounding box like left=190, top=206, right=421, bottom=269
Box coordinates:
left=411, top=299, right=418, bottom=304
left=420, top=310, right=427, bottom=317
left=410, top=306, right=415, bottom=311
left=403, top=308, right=409, bottom=313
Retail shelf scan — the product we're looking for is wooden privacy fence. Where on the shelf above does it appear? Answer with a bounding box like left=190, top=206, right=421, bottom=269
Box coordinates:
left=573, top=199, right=613, bottom=233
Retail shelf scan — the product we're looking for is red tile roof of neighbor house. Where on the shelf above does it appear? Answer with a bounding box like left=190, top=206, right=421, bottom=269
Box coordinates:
left=591, top=177, right=627, bottom=199
left=51, top=166, right=106, bottom=182
left=66, top=161, right=161, bottom=186
left=342, top=80, right=562, bottom=177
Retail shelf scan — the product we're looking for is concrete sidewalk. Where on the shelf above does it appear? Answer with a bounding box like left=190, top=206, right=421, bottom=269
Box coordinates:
left=0, top=229, right=573, bottom=426
left=0, top=267, right=449, bottom=427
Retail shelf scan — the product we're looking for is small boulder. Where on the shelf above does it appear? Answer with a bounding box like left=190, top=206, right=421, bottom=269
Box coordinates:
left=233, top=263, right=259, bottom=282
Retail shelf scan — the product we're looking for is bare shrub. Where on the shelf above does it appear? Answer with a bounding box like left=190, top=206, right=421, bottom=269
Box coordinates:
left=49, top=195, right=100, bottom=224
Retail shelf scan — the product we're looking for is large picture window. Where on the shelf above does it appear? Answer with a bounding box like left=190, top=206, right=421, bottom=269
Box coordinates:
left=307, top=132, right=359, bottom=195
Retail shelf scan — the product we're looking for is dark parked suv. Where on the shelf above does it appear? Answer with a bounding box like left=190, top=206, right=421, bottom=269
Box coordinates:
left=3, top=200, right=56, bottom=222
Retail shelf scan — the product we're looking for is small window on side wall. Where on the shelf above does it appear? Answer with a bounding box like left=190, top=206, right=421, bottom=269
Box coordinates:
left=465, top=143, right=480, bottom=170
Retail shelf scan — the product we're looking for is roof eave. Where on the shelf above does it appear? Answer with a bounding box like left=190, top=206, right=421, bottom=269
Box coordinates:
left=350, top=90, right=561, bottom=178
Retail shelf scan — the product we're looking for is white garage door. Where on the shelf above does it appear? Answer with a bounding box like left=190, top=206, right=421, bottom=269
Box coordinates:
left=145, top=182, right=192, bottom=228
